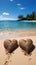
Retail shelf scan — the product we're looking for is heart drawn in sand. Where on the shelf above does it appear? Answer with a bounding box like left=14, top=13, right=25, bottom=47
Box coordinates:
left=4, top=39, right=18, bottom=53
left=19, top=39, right=33, bottom=54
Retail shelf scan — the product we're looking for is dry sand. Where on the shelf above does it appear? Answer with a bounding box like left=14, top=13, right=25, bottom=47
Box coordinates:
left=0, top=31, right=36, bottom=65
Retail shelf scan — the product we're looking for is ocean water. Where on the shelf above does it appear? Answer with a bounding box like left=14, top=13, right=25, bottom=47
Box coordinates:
left=0, top=20, right=36, bottom=32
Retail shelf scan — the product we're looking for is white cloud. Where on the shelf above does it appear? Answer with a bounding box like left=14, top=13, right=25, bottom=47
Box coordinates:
left=0, top=12, right=17, bottom=20
left=20, top=7, right=25, bottom=10
left=17, top=3, right=26, bottom=10
left=10, top=0, right=13, bottom=2
left=17, top=4, right=21, bottom=6
left=0, top=12, right=10, bottom=20
left=2, top=12, right=9, bottom=16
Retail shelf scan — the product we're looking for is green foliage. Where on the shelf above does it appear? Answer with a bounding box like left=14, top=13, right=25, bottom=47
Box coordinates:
left=18, top=12, right=36, bottom=21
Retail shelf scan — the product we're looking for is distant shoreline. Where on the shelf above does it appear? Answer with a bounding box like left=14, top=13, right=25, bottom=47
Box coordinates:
left=23, top=20, right=36, bottom=22
left=0, top=20, right=36, bottom=22
left=18, top=20, right=36, bottom=22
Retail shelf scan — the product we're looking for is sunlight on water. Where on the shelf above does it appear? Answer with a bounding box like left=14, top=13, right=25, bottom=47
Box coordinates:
left=0, top=20, right=36, bottom=32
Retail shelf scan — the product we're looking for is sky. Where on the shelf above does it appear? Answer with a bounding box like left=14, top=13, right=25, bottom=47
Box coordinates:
left=0, top=0, right=36, bottom=20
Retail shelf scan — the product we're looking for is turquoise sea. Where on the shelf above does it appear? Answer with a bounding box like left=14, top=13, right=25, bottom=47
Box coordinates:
left=0, top=20, right=36, bottom=31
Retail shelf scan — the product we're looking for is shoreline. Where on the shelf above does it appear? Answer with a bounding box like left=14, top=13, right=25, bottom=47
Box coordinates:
left=0, top=30, right=36, bottom=40
left=23, top=20, right=36, bottom=22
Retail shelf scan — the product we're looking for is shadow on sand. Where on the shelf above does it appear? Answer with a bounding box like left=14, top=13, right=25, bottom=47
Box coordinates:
left=28, top=44, right=35, bottom=54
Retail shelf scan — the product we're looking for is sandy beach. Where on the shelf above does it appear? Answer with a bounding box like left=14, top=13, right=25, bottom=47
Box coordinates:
left=23, top=20, right=36, bottom=22
left=0, top=31, right=36, bottom=65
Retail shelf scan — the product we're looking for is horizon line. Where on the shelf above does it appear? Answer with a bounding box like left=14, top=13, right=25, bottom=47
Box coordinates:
left=0, top=18, right=17, bottom=20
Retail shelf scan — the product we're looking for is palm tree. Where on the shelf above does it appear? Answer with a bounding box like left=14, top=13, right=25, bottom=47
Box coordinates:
left=17, top=11, right=36, bottom=21
left=31, top=12, right=35, bottom=19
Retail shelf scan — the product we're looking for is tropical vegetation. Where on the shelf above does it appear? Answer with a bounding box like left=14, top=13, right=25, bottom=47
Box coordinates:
left=18, top=12, right=36, bottom=21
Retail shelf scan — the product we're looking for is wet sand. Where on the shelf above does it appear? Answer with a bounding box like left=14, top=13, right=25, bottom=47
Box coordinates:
left=0, top=31, right=36, bottom=65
